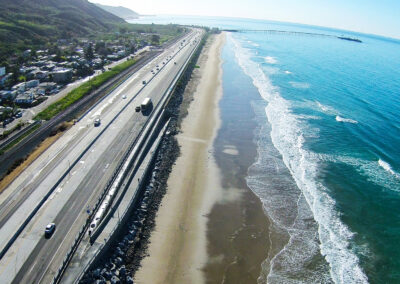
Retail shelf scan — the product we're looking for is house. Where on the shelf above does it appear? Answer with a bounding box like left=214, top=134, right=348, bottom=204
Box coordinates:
left=68, top=55, right=80, bottom=62
left=25, top=80, right=39, bottom=89
left=107, top=54, right=119, bottom=61
left=14, top=92, right=34, bottom=106
left=43, top=63, right=56, bottom=71
left=39, top=82, right=57, bottom=94
left=23, top=49, right=31, bottom=58
left=117, top=50, right=126, bottom=58
left=33, top=60, right=47, bottom=67
left=11, top=82, right=26, bottom=92
left=0, top=67, right=5, bottom=77
left=0, top=73, right=11, bottom=87
left=29, top=69, right=48, bottom=81
left=92, top=58, right=103, bottom=68
left=0, top=90, right=17, bottom=101
left=52, top=68, right=72, bottom=83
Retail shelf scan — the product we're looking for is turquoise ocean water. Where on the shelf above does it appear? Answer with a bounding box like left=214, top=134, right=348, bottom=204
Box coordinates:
left=131, top=16, right=400, bottom=283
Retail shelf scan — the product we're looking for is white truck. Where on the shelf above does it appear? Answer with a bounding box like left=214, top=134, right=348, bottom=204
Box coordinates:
left=141, top=97, right=152, bottom=111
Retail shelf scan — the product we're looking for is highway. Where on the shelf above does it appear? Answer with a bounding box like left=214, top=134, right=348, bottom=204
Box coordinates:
left=0, top=28, right=203, bottom=283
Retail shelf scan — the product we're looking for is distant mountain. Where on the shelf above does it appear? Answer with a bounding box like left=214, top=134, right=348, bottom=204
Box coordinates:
left=0, top=0, right=125, bottom=60
left=94, top=3, right=139, bottom=20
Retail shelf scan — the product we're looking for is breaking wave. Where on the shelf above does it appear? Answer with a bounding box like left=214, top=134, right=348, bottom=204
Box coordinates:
left=229, top=34, right=368, bottom=284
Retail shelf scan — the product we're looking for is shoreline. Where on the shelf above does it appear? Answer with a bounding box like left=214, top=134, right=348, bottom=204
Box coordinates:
left=134, top=33, right=226, bottom=283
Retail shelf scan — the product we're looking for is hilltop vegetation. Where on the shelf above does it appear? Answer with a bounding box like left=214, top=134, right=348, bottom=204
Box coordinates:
left=94, top=3, right=140, bottom=20
left=0, top=0, right=124, bottom=61
left=0, top=0, right=185, bottom=64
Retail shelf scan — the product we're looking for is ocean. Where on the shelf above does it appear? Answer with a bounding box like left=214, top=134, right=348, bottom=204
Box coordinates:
left=130, top=16, right=400, bottom=283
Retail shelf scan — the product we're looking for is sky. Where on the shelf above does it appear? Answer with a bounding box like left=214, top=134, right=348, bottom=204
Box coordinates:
left=90, top=0, right=400, bottom=39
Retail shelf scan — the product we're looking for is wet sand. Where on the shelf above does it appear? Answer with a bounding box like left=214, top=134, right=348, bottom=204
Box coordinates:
left=135, top=33, right=226, bottom=283
left=135, top=31, right=270, bottom=284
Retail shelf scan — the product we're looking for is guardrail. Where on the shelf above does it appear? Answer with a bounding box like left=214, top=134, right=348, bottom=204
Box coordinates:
left=51, top=30, right=204, bottom=284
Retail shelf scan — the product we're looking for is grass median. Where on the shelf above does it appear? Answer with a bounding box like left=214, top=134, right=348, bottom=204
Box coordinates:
left=34, top=58, right=137, bottom=121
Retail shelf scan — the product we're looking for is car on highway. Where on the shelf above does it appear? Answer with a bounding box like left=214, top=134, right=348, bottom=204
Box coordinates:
left=44, top=223, right=56, bottom=238
left=142, top=80, right=146, bottom=85
left=94, top=118, right=101, bottom=127
left=122, top=95, right=127, bottom=99
left=135, top=106, right=141, bottom=112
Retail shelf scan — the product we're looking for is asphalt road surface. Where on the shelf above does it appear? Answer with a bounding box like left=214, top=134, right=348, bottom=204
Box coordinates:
left=0, top=29, right=203, bottom=283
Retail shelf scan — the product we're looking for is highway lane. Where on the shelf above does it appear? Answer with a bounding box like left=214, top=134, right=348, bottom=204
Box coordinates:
left=0, top=29, right=197, bottom=248
left=0, top=29, right=203, bottom=283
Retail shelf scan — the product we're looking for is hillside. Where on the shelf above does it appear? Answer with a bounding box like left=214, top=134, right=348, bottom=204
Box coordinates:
left=0, top=0, right=125, bottom=60
left=94, top=3, right=139, bottom=20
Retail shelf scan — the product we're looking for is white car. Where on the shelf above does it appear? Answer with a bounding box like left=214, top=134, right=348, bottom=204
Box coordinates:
left=94, top=118, right=101, bottom=127
left=45, top=223, right=56, bottom=238
left=122, top=95, right=127, bottom=99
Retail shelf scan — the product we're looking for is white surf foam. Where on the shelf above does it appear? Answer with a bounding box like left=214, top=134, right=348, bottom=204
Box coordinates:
left=289, top=81, right=311, bottom=89
left=265, top=56, right=278, bottom=64
left=284, top=70, right=292, bottom=74
left=318, top=154, right=400, bottom=193
left=378, top=159, right=400, bottom=178
left=336, top=116, right=358, bottom=124
left=315, top=101, right=340, bottom=116
left=229, top=33, right=368, bottom=284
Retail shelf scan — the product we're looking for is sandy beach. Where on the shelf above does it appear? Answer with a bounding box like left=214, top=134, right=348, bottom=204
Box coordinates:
left=135, top=30, right=270, bottom=284
left=135, top=33, right=226, bottom=283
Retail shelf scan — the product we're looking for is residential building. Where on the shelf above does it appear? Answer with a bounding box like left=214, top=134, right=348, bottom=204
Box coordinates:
left=11, top=82, right=26, bottom=92
left=15, top=92, right=34, bottom=106
left=52, top=68, right=72, bottom=83
left=39, top=82, right=57, bottom=94
left=25, top=80, right=39, bottom=88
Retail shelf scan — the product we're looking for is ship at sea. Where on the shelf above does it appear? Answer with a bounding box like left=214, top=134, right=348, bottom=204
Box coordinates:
left=338, top=36, right=362, bottom=42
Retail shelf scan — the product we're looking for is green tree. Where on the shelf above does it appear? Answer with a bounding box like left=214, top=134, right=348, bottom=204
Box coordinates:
left=85, top=43, right=94, bottom=60
left=151, top=34, right=160, bottom=45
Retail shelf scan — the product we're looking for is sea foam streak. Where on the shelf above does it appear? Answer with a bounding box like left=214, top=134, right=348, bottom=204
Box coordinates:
left=229, top=34, right=368, bottom=283
left=289, top=81, right=311, bottom=89
left=265, top=56, right=278, bottom=64
left=378, top=159, right=400, bottom=179
left=335, top=116, right=358, bottom=124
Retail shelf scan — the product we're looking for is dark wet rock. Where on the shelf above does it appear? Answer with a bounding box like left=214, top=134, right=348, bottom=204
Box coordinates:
left=101, top=268, right=112, bottom=280
left=115, top=257, right=123, bottom=266
left=119, top=265, right=127, bottom=277
left=110, top=275, right=121, bottom=284
left=93, top=268, right=101, bottom=278
left=126, top=276, right=134, bottom=284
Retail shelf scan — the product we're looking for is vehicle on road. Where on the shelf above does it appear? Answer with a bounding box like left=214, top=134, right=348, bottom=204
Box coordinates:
left=135, top=106, right=141, bottom=112
left=141, top=98, right=152, bottom=112
left=44, top=223, right=56, bottom=238
left=142, top=80, right=146, bottom=85
left=94, top=118, right=101, bottom=127
left=122, top=95, right=127, bottom=99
